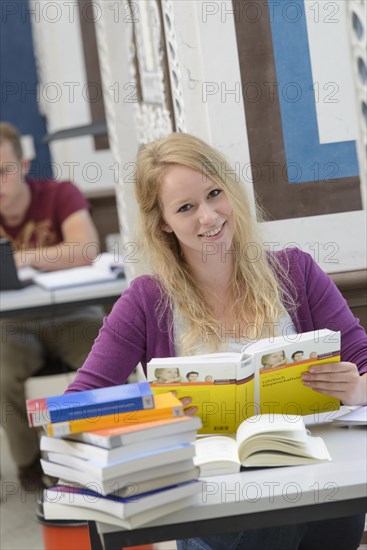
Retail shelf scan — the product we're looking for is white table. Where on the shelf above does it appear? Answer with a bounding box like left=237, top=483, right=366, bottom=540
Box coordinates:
left=90, top=424, right=367, bottom=549
left=0, top=279, right=128, bottom=317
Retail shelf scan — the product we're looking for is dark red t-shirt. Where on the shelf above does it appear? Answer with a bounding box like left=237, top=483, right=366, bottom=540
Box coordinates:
left=0, top=178, right=89, bottom=251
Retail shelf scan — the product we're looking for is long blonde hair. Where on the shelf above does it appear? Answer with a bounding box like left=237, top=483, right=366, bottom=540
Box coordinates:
left=134, top=133, right=294, bottom=354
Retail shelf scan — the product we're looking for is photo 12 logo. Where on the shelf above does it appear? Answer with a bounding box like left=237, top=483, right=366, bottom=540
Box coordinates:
left=1, top=2, right=139, bottom=24
left=201, top=2, right=339, bottom=24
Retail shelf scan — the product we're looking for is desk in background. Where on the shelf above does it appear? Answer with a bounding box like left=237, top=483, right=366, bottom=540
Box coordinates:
left=0, top=278, right=129, bottom=397
left=89, top=424, right=367, bottom=549
left=0, top=279, right=128, bottom=318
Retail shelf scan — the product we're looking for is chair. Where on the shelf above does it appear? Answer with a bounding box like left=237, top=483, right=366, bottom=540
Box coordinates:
left=25, top=358, right=77, bottom=400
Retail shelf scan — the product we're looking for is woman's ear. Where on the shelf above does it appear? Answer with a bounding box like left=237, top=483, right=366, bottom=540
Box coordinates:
left=161, top=224, right=173, bottom=233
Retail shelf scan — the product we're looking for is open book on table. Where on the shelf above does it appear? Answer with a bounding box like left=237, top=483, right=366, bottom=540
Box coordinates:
left=33, top=253, right=125, bottom=290
left=194, top=414, right=331, bottom=476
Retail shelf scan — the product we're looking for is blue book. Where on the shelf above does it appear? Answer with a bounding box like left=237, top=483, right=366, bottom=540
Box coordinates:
left=26, top=382, right=154, bottom=427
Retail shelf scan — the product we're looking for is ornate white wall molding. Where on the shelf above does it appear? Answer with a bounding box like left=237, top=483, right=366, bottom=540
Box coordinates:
left=92, top=2, right=122, bottom=178
left=27, top=1, right=115, bottom=194
left=345, top=0, right=367, bottom=202
left=130, top=0, right=174, bottom=143
left=161, top=0, right=187, bottom=133
left=135, top=104, right=172, bottom=143
left=94, top=0, right=141, bottom=279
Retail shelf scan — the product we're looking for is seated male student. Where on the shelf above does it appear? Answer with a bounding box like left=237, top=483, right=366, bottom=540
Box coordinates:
left=0, top=122, right=104, bottom=490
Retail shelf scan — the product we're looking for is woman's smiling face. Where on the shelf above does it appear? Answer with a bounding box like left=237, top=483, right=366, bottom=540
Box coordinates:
left=266, top=352, right=285, bottom=366
left=159, top=164, right=234, bottom=265
left=159, top=368, right=180, bottom=382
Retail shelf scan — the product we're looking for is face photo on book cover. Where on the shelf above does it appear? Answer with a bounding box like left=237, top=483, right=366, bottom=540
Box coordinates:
left=149, top=364, right=236, bottom=384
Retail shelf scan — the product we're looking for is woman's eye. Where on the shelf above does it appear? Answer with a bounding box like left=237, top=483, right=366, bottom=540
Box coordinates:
left=208, top=189, right=221, bottom=198
left=177, top=204, right=192, bottom=213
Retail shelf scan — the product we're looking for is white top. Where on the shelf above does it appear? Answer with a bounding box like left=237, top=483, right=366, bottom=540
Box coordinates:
left=173, top=307, right=297, bottom=355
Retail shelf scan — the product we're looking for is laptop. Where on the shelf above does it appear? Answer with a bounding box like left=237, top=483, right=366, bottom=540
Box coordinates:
left=0, top=238, right=33, bottom=290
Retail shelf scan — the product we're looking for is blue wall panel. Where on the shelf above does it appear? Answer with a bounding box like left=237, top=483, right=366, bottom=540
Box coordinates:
left=0, top=0, right=52, bottom=177
left=269, top=0, right=359, bottom=183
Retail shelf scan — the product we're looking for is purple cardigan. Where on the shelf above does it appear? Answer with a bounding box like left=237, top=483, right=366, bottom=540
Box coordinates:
left=67, top=248, right=367, bottom=392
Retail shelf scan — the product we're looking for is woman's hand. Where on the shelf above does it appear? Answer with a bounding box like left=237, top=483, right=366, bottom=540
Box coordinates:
left=302, top=363, right=367, bottom=406
left=171, top=391, right=198, bottom=416
left=181, top=396, right=198, bottom=416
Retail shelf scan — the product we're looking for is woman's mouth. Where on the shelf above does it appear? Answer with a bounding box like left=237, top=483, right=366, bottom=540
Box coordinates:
left=199, top=222, right=225, bottom=238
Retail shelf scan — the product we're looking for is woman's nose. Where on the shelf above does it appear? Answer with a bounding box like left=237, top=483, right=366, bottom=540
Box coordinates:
left=198, top=203, right=217, bottom=225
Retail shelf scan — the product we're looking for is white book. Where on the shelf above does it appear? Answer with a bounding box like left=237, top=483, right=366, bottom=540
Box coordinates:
left=116, top=467, right=200, bottom=497
left=55, top=467, right=200, bottom=498
left=67, top=415, right=202, bottom=449
left=41, top=429, right=197, bottom=464
left=44, top=480, right=202, bottom=520
left=332, top=406, right=367, bottom=426
left=45, top=444, right=195, bottom=481
left=43, top=495, right=196, bottom=529
left=41, top=458, right=195, bottom=496
left=33, top=265, right=119, bottom=290
left=33, top=253, right=125, bottom=290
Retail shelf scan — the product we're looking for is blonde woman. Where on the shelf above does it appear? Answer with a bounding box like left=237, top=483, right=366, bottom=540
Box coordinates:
left=152, top=367, right=182, bottom=383
left=260, top=350, right=287, bottom=370
left=67, top=133, right=367, bottom=549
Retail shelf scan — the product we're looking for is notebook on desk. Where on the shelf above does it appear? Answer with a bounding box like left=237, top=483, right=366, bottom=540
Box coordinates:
left=0, top=238, right=34, bottom=290
left=33, top=259, right=125, bottom=290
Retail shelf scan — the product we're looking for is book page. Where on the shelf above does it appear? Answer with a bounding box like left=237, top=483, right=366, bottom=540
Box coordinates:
left=17, top=266, right=38, bottom=281
left=194, top=436, right=239, bottom=468
left=241, top=435, right=331, bottom=466
left=33, top=266, right=118, bottom=290
left=236, top=414, right=305, bottom=446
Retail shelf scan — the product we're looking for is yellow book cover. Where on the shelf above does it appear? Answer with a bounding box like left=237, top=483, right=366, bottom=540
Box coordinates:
left=46, top=393, right=183, bottom=437
left=148, top=355, right=254, bottom=434
left=147, top=330, right=340, bottom=433
left=254, top=331, right=340, bottom=417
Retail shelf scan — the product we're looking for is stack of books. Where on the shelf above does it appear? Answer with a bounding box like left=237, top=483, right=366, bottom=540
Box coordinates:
left=26, top=382, right=202, bottom=529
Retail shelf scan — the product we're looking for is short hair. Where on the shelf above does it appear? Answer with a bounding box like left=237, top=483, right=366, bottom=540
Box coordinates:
left=261, top=351, right=286, bottom=367
left=291, top=351, right=304, bottom=360
left=186, top=371, right=199, bottom=379
left=154, top=367, right=180, bottom=378
left=0, top=122, right=23, bottom=160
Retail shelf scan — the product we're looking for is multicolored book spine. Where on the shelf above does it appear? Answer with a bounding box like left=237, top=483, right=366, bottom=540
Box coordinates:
left=45, top=393, right=184, bottom=437
left=26, top=381, right=154, bottom=427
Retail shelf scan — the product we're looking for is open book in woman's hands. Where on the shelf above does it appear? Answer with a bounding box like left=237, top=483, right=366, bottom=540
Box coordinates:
left=194, top=414, right=331, bottom=476
left=148, top=329, right=341, bottom=434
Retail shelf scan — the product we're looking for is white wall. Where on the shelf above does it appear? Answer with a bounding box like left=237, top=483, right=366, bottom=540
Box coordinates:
left=171, top=0, right=366, bottom=273
left=41, top=0, right=365, bottom=275
left=29, top=0, right=115, bottom=196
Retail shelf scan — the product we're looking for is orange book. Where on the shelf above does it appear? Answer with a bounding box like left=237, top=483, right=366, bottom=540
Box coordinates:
left=68, top=415, right=202, bottom=449
left=46, top=393, right=183, bottom=437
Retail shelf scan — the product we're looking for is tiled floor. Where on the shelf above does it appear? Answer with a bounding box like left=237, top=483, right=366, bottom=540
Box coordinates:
left=0, top=428, right=45, bottom=550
